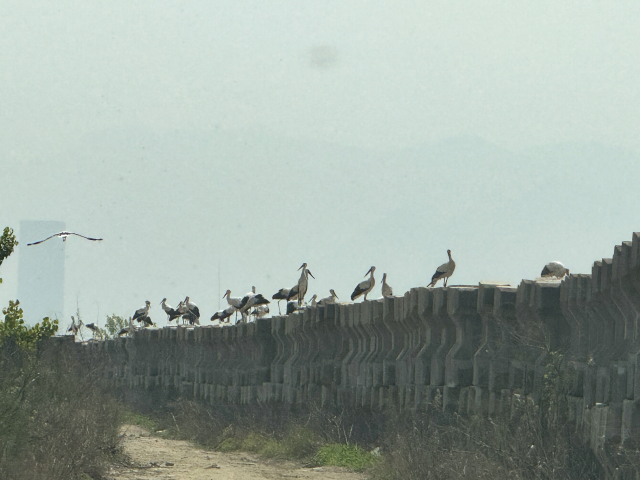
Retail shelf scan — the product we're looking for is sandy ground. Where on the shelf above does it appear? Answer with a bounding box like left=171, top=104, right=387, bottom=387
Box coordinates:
left=107, top=425, right=369, bottom=480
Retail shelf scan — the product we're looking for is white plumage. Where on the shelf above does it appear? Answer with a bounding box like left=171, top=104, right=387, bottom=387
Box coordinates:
left=428, top=250, right=455, bottom=287
left=541, top=261, right=569, bottom=278
left=27, top=231, right=103, bottom=246
left=351, top=266, right=376, bottom=301
left=132, top=301, right=151, bottom=324
left=381, top=273, right=393, bottom=298
left=317, top=289, right=339, bottom=306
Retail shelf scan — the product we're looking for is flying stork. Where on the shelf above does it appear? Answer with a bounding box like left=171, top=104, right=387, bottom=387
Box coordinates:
left=351, top=266, right=376, bottom=301
left=27, top=231, right=103, bottom=246
left=428, top=250, right=456, bottom=287
left=541, top=261, right=569, bottom=278
left=381, top=273, right=393, bottom=298
left=317, top=289, right=339, bottom=306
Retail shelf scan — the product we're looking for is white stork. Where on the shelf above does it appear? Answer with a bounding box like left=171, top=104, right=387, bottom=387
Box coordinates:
left=27, top=231, right=103, bottom=246
left=132, top=301, right=151, bottom=324
left=287, top=264, right=315, bottom=306
left=308, top=294, right=318, bottom=306
left=251, top=305, right=270, bottom=320
left=223, top=289, right=242, bottom=321
left=238, top=288, right=270, bottom=320
left=317, top=289, right=339, bottom=306
left=428, top=250, right=456, bottom=287
left=85, top=322, right=99, bottom=339
left=272, top=288, right=296, bottom=314
left=211, top=305, right=235, bottom=324
left=286, top=301, right=299, bottom=315
left=118, top=317, right=135, bottom=336
left=183, top=296, right=200, bottom=325
left=67, top=316, right=83, bottom=337
left=160, top=298, right=182, bottom=323
left=381, top=273, right=393, bottom=298
left=351, top=266, right=376, bottom=301
left=541, top=261, right=569, bottom=278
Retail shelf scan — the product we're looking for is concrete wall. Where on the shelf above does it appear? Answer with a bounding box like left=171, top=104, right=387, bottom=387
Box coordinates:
left=89, top=232, right=640, bottom=451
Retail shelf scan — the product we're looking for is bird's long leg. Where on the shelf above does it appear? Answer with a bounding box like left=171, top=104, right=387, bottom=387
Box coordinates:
left=278, top=301, right=281, bottom=315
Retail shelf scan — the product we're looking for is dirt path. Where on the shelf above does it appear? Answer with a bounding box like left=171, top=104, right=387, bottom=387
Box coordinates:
left=108, top=425, right=369, bottom=480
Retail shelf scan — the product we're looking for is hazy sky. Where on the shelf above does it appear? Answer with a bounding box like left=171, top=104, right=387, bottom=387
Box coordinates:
left=2, top=2, right=639, bottom=327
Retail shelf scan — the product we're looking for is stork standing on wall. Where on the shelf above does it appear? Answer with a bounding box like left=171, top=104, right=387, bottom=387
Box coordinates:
left=27, top=231, right=103, bottom=246
left=381, top=273, right=393, bottom=298
left=308, top=294, right=318, bottom=306
left=428, top=250, right=456, bottom=287
left=251, top=305, right=269, bottom=320
left=238, top=287, right=270, bottom=321
left=183, top=296, right=200, bottom=325
left=318, top=289, right=339, bottom=306
left=351, top=266, right=376, bottom=301
left=287, top=264, right=315, bottom=306
left=160, top=298, right=181, bottom=324
left=118, top=317, right=134, bottom=336
left=272, top=288, right=296, bottom=315
left=211, top=305, right=235, bottom=324
left=223, top=290, right=242, bottom=321
left=540, top=261, right=570, bottom=278
left=85, top=322, right=99, bottom=339
left=132, top=301, right=151, bottom=324
left=67, top=316, right=83, bottom=337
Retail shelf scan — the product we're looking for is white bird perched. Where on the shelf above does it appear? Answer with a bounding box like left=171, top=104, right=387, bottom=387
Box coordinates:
left=308, top=294, right=318, bottom=306
left=160, top=298, right=181, bottom=323
left=118, top=317, right=135, bottom=336
left=67, top=316, right=83, bottom=336
left=211, top=305, right=235, bottom=324
left=238, top=288, right=270, bottom=319
left=381, top=273, right=393, bottom=298
left=27, top=231, right=103, bottom=246
left=223, top=290, right=242, bottom=309
left=286, top=301, right=299, bottom=315
left=251, top=305, right=270, bottom=320
left=132, top=301, right=151, bottom=324
left=428, top=250, right=456, bottom=287
left=85, top=322, right=99, bottom=339
left=183, top=296, right=200, bottom=325
left=318, top=289, right=339, bottom=306
left=540, top=261, right=569, bottom=278
left=287, top=264, right=315, bottom=306
left=176, top=301, right=188, bottom=324
left=272, top=288, right=296, bottom=314
left=351, top=266, right=376, bottom=301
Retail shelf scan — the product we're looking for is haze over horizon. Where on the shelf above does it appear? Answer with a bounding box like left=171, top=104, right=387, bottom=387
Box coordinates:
left=2, top=2, right=639, bottom=326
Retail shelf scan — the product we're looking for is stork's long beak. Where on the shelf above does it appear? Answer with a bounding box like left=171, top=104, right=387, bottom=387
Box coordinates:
left=307, top=270, right=315, bottom=279
left=365, top=267, right=373, bottom=277
left=223, top=291, right=229, bottom=299
left=298, top=263, right=306, bottom=271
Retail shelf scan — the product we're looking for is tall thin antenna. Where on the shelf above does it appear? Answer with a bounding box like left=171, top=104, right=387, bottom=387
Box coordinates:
left=218, top=261, right=221, bottom=311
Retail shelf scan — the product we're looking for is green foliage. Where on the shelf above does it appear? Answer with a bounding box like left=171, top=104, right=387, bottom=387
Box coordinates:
left=120, top=409, right=158, bottom=432
left=104, top=314, right=128, bottom=338
left=316, top=444, right=378, bottom=471
left=0, top=300, right=58, bottom=349
left=0, top=227, right=19, bottom=284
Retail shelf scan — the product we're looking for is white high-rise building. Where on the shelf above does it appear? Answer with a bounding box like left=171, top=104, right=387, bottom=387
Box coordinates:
left=17, top=220, right=65, bottom=325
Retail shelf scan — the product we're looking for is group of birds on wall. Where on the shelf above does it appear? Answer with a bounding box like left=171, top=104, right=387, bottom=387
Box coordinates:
left=27, top=231, right=569, bottom=339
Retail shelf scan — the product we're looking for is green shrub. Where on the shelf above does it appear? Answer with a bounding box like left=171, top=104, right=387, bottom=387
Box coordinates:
left=316, top=444, right=378, bottom=470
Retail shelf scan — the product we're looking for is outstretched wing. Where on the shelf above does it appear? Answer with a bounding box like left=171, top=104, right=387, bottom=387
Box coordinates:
left=27, top=233, right=59, bottom=246
left=69, top=232, right=103, bottom=241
